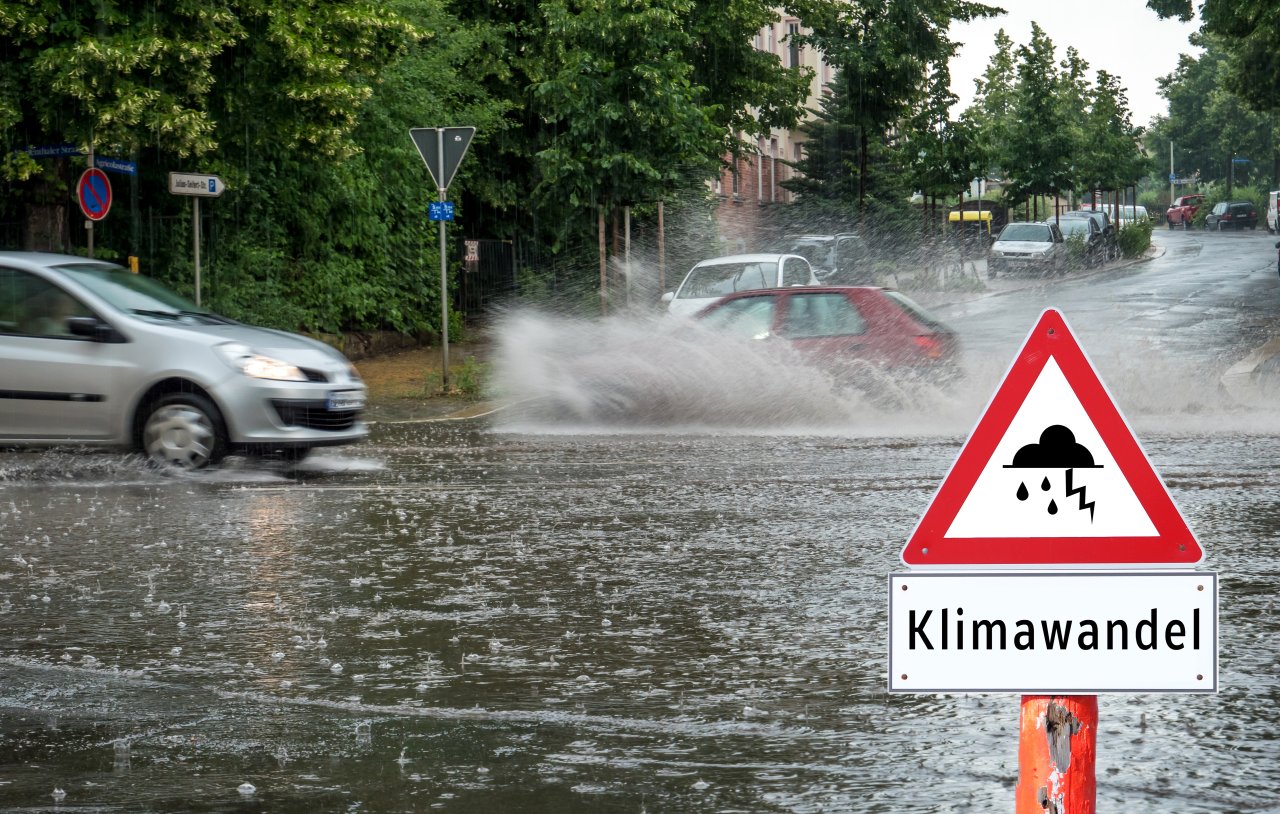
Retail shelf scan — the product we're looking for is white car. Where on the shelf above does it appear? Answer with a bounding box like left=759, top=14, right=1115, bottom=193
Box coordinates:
left=0, top=252, right=368, bottom=469
left=988, top=222, right=1067, bottom=277
left=661, top=253, right=817, bottom=317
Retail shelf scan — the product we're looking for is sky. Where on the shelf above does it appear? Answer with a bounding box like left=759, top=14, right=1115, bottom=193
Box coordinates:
left=947, top=1, right=1203, bottom=127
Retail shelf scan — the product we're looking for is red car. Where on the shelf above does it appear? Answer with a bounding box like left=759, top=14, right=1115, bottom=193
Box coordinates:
left=696, top=286, right=960, bottom=380
left=1166, top=194, right=1204, bottom=229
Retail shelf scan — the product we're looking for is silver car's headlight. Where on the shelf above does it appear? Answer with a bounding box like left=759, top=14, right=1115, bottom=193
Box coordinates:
left=215, top=342, right=308, bottom=382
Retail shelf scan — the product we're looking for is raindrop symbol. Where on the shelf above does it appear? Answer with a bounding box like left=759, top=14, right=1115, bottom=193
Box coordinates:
left=1041, top=477, right=1051, bottom=491
left=1016, top=483, right=1029, bottom=501
left=1047, top=500, right=1058, bottom=515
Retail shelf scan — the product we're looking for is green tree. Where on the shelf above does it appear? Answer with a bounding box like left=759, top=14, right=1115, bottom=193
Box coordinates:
left=1002, top=23, right=1074, bottom=218
left=1148, top=0, right=1280, bottom=114
left=0, top=0, right=416, bottom=253
left=961, top=28, right=1016, bottom=182
left=1150, top=34, right=1273, bottom=193
left=789, top=0, right=999, bottom=210
left=1077, top=70, right=1145, bottom=206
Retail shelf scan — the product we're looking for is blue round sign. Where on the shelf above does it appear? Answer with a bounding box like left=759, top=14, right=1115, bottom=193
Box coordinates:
left=77, top=168, right=112, bottom=221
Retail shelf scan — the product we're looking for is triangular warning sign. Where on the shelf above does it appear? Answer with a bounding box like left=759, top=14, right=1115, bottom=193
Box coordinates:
left=901, top=309, right=1203, bottom=568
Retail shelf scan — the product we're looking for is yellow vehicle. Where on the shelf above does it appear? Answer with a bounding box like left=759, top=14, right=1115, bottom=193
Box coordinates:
left=947, top=209, right=993, bottom=236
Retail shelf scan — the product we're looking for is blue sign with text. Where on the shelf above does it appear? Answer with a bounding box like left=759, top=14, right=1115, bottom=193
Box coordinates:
left=23, top=144, right=83, bottom=158
left=428, top=201, right=455, bottom=222
left=94, top=156, right=137, bottom=176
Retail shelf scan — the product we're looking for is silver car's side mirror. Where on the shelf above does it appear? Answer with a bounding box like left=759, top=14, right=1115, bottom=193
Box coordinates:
left=660, top=292, right=674, bottom=304
left=67, top=316, right=122, bottom=343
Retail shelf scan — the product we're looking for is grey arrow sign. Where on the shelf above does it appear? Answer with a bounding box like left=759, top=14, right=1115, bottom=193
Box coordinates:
left=409, top=126, right=475, bottom=191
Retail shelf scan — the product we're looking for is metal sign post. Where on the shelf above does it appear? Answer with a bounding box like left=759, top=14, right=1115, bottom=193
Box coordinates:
left=168, top=173, right=225, bottom=306
left=409, top=127, right=475, bottom=392
left=77, top=155, right=112, bottom=258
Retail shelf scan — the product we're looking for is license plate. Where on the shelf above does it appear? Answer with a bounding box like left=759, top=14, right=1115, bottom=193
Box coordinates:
left=327, top=390, right=365, bottom=411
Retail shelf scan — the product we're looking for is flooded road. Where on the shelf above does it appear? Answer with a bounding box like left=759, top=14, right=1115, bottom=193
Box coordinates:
left=0, top=232, right=1278, bottom=812
left=0, top=424, right=1277, bottom=812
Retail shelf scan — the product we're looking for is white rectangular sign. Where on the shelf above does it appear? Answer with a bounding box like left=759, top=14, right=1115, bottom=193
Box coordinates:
left=888, top=571, right=1217, bottom=694
left=168, top=172, right=225, bottom=197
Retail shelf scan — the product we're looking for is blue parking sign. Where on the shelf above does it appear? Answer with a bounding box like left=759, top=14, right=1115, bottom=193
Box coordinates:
left=428, top=201, right=455, bottom=221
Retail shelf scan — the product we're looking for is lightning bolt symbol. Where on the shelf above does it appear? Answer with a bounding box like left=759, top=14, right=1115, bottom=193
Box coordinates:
left=1065, top=468, right=1095, bottom=521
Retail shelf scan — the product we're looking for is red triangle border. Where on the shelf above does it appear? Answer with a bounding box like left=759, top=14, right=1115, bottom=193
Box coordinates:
left=901, top=309, right=1203, bottom=567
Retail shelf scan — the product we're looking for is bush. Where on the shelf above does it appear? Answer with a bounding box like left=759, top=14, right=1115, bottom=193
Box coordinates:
left=1117, top=220, right=1153, bottom=257
left=1063, top=232, right=1089, bottom=267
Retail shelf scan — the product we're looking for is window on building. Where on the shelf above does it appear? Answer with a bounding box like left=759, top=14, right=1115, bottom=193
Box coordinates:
left=787, top=23, right=801, bottom=68
left=770, top=138, right=778, bottom=202
left=767, top=24, right=776, bottom=54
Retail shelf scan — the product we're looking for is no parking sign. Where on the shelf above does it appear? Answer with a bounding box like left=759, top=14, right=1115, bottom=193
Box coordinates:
left=77, top=168, right=112, bottom=221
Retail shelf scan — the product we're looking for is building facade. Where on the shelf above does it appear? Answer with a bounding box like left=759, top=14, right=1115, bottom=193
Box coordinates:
left=712, top=13, right=832, bottom=253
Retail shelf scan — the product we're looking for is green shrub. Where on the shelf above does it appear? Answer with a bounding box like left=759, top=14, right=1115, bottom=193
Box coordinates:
left=1117, top=220, right=1153, bottom=257
left=453, top=355, right=489, bottom=400
left=1063, top=232, right=1089, bottom=266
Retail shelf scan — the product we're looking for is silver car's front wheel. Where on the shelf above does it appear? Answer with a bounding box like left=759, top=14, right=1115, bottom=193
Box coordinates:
left=142, top=394, right=225, bottom=470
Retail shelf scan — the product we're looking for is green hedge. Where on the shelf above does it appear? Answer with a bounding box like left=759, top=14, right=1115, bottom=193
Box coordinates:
left=1117, top=220, right=1153, bottom=257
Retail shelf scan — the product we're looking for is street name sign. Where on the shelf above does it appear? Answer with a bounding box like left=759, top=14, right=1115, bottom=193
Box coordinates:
left=900, top=309, right=1203, bottom=568
left=888, top=571, right=1217, bottom=693
left=25, top=143, right=83, bottom=158
left=168, top=172, right=225, bottom=197
left=77, top=168, right=112, bottom=221
left=95, top=156, right=136, bottom=176
left=409, top=127, right=475, bottom=191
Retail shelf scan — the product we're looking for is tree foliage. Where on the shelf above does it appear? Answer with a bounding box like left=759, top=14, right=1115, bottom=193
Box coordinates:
left=1147, top=33, right=1274, bottom=194
left=1148, top=0, right=1280, bottom=114
left=961, top=24, right=1144, bottom=213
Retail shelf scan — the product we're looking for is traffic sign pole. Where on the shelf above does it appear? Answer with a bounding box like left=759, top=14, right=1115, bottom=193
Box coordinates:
left=438, top=133, right=450, bottom=391
left=409, top=126, right=475, bottom=394
left=87, top=146, right=94, bottom=258
left=1016, top=695, right=1097, bottom=814
left=193, top=197, right=201, bottom=306
left=167, top=172, right=224, bottom=306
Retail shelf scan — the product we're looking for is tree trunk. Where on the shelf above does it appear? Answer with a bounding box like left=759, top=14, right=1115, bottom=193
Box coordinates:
left=857, top=126, right=869, bottom=215
left=24, top=205, right=69, bottom=252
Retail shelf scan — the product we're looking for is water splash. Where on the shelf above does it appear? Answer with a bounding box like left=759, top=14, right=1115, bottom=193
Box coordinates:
left=489, top=309, right=981, bottom=435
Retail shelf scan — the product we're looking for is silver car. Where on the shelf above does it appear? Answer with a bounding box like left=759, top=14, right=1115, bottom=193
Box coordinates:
left=661, top=253, right=818, bottom=317
left=0, top=252, right=368, bottom=468
left=988, top=222, right=1067, bottom=277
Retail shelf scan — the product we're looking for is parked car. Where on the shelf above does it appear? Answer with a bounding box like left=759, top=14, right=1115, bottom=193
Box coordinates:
left=1115, top=205, right=1150, bottom=228
left=1058, top=216, right=1106, bottom=268
left=1204, top=201, right=1259, bottom=231
left=663, top=253, right=817, bottom=317
left=695, top=286, right=960, bottom=380
left=1061, top=210, right=1116, bottom=261
left=988, top=222, right=1067, bottom=277
left=1166, top=194, right=1204, bottom=230
left=0, top=252, right=368, bottom=469
left=776, top=234, right=871, bottom=284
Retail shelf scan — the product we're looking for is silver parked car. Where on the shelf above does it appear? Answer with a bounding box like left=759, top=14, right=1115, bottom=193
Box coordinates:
left=661, top=253, right=818, bottom=317
left=988, top=222, right=1067, bottom=277
left=0, top=252, right=368, bottom=469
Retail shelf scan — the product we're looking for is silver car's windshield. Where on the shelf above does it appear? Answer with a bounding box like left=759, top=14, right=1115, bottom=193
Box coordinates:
left=677, top=262, right=777, bottom=299
left=786, top=241, right=833, bottom=268
left=55, top=263, right=233, bottom=324
left=999, top=224, right=1053, bottom=242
